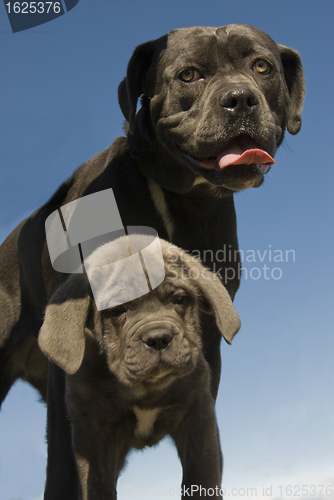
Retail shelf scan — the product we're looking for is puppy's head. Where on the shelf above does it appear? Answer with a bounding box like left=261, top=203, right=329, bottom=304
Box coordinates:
left=38, top=237, right=240, bottom=393
left=118, top=25, right=305, bottom=193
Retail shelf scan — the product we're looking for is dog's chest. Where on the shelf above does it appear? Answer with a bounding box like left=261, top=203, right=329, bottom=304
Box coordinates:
left=133, top=406, right=161, bottom=439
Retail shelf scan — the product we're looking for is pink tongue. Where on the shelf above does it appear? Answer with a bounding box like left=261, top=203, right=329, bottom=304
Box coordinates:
left=218, top=148, right=274, bottom=169
left=200, top=137, right=275, bottom=170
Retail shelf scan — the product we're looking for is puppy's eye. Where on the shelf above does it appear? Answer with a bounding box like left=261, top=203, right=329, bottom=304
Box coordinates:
left=108, top=305, right=126, bottom=318
left=179, top=69, right=202, bottom=82
left=253, top=59, right=271, bottom=75
left=172, top=294, right=187, bottom=305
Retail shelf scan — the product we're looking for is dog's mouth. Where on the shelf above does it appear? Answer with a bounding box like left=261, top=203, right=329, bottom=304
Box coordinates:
left=145, top=365, right=175, bottom=384
left=183, top=134, right=275, bottom=174
left=138, top=355, right=194, bottom=390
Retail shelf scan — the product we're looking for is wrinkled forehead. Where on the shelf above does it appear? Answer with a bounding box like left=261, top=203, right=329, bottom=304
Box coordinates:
left=159, top=24, right=280, bottom=68
left=124, top=274, right=199, bottom=310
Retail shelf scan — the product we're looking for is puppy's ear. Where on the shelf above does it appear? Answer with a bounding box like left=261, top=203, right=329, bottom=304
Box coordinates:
left=118, top=40, right=158, bottom=134
left=278, top=45, right=305, bottom=135
left=178, top=252, right=241, bottom=344
left=38, top=275, right=91, bottom=375
left=196, top=266, right=241, bottom=344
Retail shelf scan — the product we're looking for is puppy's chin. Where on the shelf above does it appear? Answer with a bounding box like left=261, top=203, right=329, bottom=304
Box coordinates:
left=142, top=368, right=180, bottom=392
left=144, top=363, right=193, bottom=389
left=120, top=360, right=197, bottom=397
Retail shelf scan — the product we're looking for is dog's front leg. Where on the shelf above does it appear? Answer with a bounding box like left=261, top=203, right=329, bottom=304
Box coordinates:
left=69, top=418, right=121, bottom=500
left=44, top=363, right=81, bottom=500
left=66, top=384, right=131, bottom=500
left=171, top=391, right=223, bottom=500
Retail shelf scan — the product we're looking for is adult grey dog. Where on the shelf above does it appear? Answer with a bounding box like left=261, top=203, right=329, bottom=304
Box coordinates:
left=38, top=236, right=241, bottom=499
left=0, top=24, right=304, bottom=497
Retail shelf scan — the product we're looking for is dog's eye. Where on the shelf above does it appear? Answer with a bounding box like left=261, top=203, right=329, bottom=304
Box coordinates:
left=108, top=305, right=127, bottom=318
left=179, top=69, right=202, bottom=82
left=172, top=294, right=187, bottom=305
left=253, top=59, right=271, bottom=75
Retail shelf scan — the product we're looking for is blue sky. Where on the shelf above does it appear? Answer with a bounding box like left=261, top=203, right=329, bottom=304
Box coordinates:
left=0, top=1, right=333, bottom=499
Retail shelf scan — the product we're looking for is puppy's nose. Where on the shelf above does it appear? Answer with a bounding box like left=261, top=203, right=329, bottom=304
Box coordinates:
left=141, top=330, right=173, bottom=351
left=221, top=88, right=259, bottom=112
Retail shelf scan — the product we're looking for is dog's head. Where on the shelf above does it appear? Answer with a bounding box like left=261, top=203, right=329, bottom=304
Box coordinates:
left=38, top=237, right=240, bottom=394
left=118, top=24, right=305, bottom=193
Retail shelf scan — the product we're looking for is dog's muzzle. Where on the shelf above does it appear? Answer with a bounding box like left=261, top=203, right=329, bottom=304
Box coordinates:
left=135, top=321, right=180, bottom=351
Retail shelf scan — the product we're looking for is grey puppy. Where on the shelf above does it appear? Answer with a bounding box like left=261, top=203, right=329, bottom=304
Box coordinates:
left=38, top=236, right=241, bottom=500
left=0, top=24, right=304, bottom=497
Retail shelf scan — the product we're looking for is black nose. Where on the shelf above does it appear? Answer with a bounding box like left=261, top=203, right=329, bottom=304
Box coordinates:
left=221, top=88, right=259, bottom=113
left=141, top=330, right=173, bottom=351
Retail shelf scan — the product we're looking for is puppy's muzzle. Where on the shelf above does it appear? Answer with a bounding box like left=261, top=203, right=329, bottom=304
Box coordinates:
left=136, top=321, right=180, bottom=351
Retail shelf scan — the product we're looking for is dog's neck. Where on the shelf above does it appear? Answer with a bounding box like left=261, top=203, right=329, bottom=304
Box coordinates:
left=146, top=177, right=240, bottom=299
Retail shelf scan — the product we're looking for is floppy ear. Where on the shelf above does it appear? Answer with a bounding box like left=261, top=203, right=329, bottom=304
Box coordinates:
left=38, top=275, right=91, bottom=375
left=118, top=40, right=158, bottom=134
left=181, top=253, right=241, bottom=344
left=278, top=45, right=305, bottom=135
